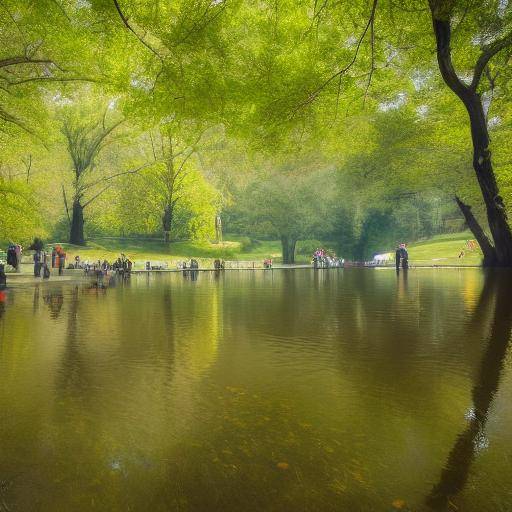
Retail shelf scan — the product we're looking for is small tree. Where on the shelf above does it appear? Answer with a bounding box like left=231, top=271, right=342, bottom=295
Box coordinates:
left=238, top=170, right=335, bottom=264
left=145, top=124, right=206, bottom=243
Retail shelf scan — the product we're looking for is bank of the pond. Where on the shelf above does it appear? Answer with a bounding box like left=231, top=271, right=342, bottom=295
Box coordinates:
left=2, top=231, right=484, bottom=271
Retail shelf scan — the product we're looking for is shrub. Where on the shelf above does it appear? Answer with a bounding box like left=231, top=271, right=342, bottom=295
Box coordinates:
left=297, top=240, right=326, bottom=256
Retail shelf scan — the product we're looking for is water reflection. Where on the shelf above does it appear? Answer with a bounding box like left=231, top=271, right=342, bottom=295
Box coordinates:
left=183, top=269, right=199, bottom=281
left=427, top=271, right=512, bottom=510
left=0, top=269, right=511, bottom=511
left=55, top=286, right=89, bottom=397
left=43, top=287, right=64, bottom=319
left=32, top=283, right=40, bottom=313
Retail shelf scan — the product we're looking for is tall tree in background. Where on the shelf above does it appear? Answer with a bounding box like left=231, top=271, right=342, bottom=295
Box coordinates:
left=61, top=109, right=149, bottom=245
left=146, top=125, right=205, bottom=243
left=62, top=113, right=122, bottom=244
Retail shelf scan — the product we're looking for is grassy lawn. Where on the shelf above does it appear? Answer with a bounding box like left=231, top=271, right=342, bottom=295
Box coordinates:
left=44, top=237, right=297, bottom=269
left=10, top=232, right=482, bottom=270
left=406, top=232, right=482, bottom=266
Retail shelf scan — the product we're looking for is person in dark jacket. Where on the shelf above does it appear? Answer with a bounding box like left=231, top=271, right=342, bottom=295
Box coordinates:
left=58, top=247, right=66, bottom=276
left=399, top=244, right=409, bottom=269
left=395, top=245, right=401, bottom=272
left=7, top=245, right=15, bottom=267
left=0, top=263, right=7, bottom=289
left=33, top=250, right=42, bottom=277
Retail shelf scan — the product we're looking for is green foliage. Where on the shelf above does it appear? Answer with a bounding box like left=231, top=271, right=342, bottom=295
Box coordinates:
left=297, top=240, right=333, bottom=257
left=1, top=0, right=512, bottom=259
left=0, top=177, right=43, bottom=244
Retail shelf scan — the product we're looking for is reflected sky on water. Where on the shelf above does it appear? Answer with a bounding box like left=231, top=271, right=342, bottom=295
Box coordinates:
left=0, top=268, right=511, bottom=511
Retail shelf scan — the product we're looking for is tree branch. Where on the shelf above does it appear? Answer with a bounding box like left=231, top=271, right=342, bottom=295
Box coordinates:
left=363, top=3, right=376, bottom=106
left=83, top=185, right=111, bottom=208
left=0, top=56, right=54, bottom=69
left=81, top=162, right=153, bottom=192
left=471, top=31, right=512, bottom=91
left=112, top=0, right=163, bottom=61
left=5, top=76, right=101, bottom=87
left=291, top=0, right=378, bottom=116
left=62, top=184, right=71, bottom=226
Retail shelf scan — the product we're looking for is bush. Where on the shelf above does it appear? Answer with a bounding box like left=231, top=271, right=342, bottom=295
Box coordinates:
left=239, top=237, right=258, bottom=252
left=297, top=240, right=326, bottom=256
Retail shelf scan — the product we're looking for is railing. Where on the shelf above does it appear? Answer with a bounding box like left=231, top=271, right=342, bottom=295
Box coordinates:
left=224, top=260, right=265, bottom=269
left=132, top=259, right=267, bottom=270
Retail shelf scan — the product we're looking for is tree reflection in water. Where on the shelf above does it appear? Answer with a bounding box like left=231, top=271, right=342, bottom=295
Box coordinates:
left=426, top=271, right=512, bottom=510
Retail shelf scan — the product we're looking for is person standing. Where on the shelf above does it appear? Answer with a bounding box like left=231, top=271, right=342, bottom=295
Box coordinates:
left=6, top=243, right=20, bottom=272
left=395, top=245, right=401, bottom=272
left=58, top=247, right=66, bottom=276
left=0, top=263, right=7, bottom=289
left=33, top=249, right=42, bottom=277
left=14, top=244, right=22, bottom=272
left=42, top=249, right=50, bottom=279
left=399, top=243, right=409, bottom=269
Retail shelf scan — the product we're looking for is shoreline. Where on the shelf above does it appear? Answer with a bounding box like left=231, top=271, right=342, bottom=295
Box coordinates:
left=1, top=264, right=486, bottom=289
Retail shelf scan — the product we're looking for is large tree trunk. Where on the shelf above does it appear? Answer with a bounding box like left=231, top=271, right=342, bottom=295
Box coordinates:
left=454, top=196, right=497, bottom=267
left=69, top=199, right=85, bottom=245
left=465, top=95, right=512, bottom=264
left=281, top=237, right=296, bottom=264
left=162, top=204, right=173, bottom=244
left=432, top=17, right=512, bottom=266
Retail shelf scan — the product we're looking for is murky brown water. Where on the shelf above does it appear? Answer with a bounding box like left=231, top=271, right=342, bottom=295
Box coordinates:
left=0, top=268, right=511, bottom=511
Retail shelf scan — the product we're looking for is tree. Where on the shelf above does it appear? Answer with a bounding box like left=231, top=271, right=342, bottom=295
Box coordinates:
left=0, top=174, right=40, bottom=244
left=144, top=124, right=206, bottom=243
left=61, top=110, right=123, bottom=244
left=427, top=1, right=512, bottom=265
left=60, top=104, right=151, bottom=245
left=236, top=169, right=336, bottom=264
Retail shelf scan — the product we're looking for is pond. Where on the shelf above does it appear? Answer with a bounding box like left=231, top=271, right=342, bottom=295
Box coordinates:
left=0, top=268, right=511, bottom=511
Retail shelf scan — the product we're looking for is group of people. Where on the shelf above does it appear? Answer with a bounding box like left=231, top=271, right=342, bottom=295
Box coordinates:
left=82, top=254, right=133, bottom=276
left=214, top=259, right=225, bottom=270
left=51, top=246, right=67, bottom=275
left=177, top=259, right=200, bottom=270
left=32, top=245, right=67, bottom=278
left=313, top=248, right=344, bottom=269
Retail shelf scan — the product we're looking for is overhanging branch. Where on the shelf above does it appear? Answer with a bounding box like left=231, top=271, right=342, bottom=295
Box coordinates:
left=291, top=0, right=378, bottom=117
left=471, top=31, right=512, bottom=91
left=112, top=0, right=163, bottom=61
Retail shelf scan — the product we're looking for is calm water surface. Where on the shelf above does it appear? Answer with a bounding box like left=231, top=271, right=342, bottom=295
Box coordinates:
left=0, top=268, right=511, bottom=511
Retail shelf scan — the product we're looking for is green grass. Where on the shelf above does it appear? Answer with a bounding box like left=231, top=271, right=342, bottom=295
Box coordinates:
left=36, top=232, right=482, bottom=269
left=406, top=231, right=482, bottom=266
left=46, top=237, right=297, bottom=269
